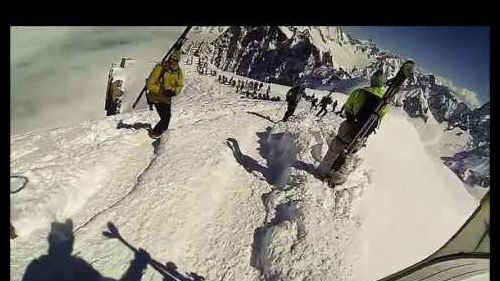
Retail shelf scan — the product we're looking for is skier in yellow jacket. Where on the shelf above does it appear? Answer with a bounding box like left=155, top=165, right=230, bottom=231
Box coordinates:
left=146, top=49, right=184, bottom=139
left=317, top=69, right=388, bottom=185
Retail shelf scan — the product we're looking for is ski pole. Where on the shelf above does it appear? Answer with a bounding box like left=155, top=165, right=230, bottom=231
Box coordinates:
left=102, top=222, right=184, bottom=281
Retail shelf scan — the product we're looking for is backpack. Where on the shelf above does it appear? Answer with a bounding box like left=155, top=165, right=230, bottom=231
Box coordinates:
left=348, top=88, right=383, bottom=131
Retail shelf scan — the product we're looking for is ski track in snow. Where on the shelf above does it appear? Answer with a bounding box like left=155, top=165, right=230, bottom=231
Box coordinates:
left=10, top=61, right=477, bottom=281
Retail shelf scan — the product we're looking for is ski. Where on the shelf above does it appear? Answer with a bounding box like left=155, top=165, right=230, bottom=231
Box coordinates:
left=344, top=60, right=415, bottom=155
left=132, top=26, right=193, bottom=109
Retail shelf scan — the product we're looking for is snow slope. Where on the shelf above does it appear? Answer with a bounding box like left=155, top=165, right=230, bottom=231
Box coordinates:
left=203, top=25, right=489, bottom=188
left=353, top=108, right=479, bottom=280
left=11, top=61, right=478, bottom=281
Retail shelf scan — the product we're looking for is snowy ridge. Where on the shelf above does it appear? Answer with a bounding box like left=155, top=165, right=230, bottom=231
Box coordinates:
left=11, top=61, right=478, bottom=281
left=192, top=26, right=489, bottom=188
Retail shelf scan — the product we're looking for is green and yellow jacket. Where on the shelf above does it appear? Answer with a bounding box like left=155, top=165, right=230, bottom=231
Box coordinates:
left=146, top=64, right=184, bottom=104
left=344, top=86, right=388, bottom=120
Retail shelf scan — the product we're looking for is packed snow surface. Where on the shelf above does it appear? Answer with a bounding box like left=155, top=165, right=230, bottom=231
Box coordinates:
left=11, top=61, right=477, bottom=281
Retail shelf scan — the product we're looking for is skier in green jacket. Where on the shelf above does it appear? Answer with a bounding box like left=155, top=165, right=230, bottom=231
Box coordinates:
left=317, top=69, right=388, bottom=185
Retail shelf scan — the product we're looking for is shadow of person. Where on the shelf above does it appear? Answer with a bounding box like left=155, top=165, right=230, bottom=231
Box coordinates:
left=117, top=120, right=152, bottom=131
left=22, top=219, right=150, bottom=281
left=257, top=127, right=323, bottom=182
left=101, top=221, right=205, bottom=281
left=22, top=219, right=112, bottom=281
left=225, top=138, right=269, bottom=180
left=226, top=133, right=295, bottom=190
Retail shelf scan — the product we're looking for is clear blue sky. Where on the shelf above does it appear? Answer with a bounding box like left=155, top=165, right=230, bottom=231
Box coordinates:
left=343, top=26, right=490, bottom=104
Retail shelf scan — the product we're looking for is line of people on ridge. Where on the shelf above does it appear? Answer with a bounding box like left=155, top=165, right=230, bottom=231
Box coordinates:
left=281, top=84, right=340, bottom=122
left=144, top=48, right=391, bottom=186
left=217, top=74, right=281, bottom=102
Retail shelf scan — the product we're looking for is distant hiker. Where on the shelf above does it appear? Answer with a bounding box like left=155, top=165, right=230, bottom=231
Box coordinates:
left=266, top=85, right=271, bottom=97
left=317, top=69, right=387, bottom=185
left=146, top=49, right=184, bottom=139
left=310, top=95, right=318, bottom=111
left=316, top=93, right=333, bottom=118
left=218, top=75, right=222, bottom=83
left=331, top=100, right=338, bottom=112
left=282, top=84, right=306, bottom=122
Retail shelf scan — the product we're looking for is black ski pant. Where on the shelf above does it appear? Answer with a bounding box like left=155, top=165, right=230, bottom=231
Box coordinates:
left=316, top=106, right=328, bottom=117
left=152, top=103, right=172, bottom=135
left=317, top=120, right=358, bottom=177
left=282, top=104, right=297, bottom=122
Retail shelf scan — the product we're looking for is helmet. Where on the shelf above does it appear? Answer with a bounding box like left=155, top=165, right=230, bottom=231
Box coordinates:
left=169, top=49, right=182, bottom=62
left=370, top=69, right=387, bottom=87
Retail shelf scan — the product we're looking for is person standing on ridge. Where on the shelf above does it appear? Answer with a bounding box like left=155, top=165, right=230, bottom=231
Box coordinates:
left=316, top=93, right=333, bottom=118
left=316, top=69, right=388, bottom=185
left=146, top=49, right=184, bottom=139
left=282, top=83, right=306, bottom=122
